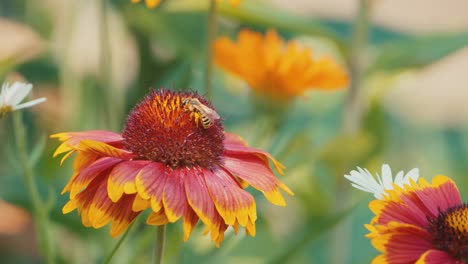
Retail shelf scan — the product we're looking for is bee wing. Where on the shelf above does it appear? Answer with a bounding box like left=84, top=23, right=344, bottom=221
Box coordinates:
left=198, top=104, right=220, bottom=120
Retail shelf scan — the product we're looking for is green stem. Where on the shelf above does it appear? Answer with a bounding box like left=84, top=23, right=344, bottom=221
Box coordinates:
left=153, top=225, right=166, bottom=264
left=99, top=0, right=119, bottom=130
left=343, top=0, right=371, bottom=134
left=12, top=112, right=55, bottom=264
left=331, top=0, right=371, bottom=263
left=204, top=0, right=218, bottom=98
left=102, top=221, right=135, bottom=264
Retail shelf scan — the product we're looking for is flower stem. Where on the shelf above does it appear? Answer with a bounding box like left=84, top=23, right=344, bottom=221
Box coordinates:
left=102, top=221, right=135, bottom=264
left=331, top=0, right=371, bottom=263
left=204, top=0, right=218, bottom=99
left=99, top=0, right=119, bottom=130
left=12, top=112, right=55, bottom=264
left=343, top=0, right=371, bottom=134
left=153, top=225, right=166, bottom=264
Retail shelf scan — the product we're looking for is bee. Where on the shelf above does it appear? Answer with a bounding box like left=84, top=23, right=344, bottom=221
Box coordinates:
left=182, top=98, right=220, bottom=129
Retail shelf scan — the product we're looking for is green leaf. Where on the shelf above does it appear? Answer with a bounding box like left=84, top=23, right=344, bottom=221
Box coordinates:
left=316, top=132, right=375, bottom=175
left=124, top=6, right=207, bottom=56
left=268, top=206, right=354, bottom=264
left=217, top=0, right=346, bottom=52
left=369, top=32, right=468, bottom=73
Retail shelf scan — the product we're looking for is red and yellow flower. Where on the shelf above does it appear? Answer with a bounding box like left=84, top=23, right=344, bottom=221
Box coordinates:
left=130, top=0, right=241, bottom=9
left=346, top=165, right=467, bottom=263
left=213, top=29, right=349, bottom=101
left=51, top=89, right=292, bottom=246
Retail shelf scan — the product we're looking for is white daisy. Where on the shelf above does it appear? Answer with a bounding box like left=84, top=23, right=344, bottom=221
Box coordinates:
left=0, top=82, right=46, bottom=117
left=344, top=164, right=420, bottom=199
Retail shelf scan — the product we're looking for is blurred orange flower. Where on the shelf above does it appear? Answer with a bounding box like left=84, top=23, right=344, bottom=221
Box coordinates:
left=214, top=29, right=349, bottom=101
left=131, top=0, right=240, bottom=9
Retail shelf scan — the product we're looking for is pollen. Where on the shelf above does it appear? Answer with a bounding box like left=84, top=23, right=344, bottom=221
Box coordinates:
left=122, top=89, right=224, bottom=169
left=0, top=105, right=13, bottom=118
left=428, top=203, right=468, bottom=261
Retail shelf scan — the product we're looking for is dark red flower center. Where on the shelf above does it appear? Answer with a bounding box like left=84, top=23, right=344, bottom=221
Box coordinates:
left=428, top=203, right=468, bottom=262
left=122, top=89, right=224, bottom=169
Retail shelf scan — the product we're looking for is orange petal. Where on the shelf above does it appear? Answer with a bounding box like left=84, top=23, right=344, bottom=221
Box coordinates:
left=182, top=208, right=199, bottom=241
left=146, top=209, right=169, bottom=225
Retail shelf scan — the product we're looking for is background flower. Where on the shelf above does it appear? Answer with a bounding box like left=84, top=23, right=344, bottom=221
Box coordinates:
left=0, top=82, right=46, bottom=118
left=131, top=0, right=241, bottom=9
left=214, top=29, right=349, bottom=101
left=346, top=166, right=467, bottom=263
left=344, top=164, right=419, bottom=199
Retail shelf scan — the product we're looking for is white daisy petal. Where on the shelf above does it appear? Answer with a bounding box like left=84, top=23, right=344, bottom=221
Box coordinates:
left=0, top=82, right=46, bottom=117
left=403, top=168, right=420, bottom=183
left=381, top=164, right=394, bottom=190
left=14, top=97, right=47, bottom=110
left=9, top=82, right=32, bottom=105
left=394, top=171, right=404, bottom=184
left=344, top=164, right=420, bottom=200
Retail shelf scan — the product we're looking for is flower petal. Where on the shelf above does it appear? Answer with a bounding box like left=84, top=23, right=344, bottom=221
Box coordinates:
left=370, top=175, right=462, bottom=226
left=13, top=97, right=46, bottom=110
left=381, top=164, right=393, bottom=190
left=162, top=168, right=188, bottom=222
left=76, top=140, right=133, bottom=160
left=109, top=194, right=140, bottom=237
left=68, top=157, right=122, bottom=199
left=51, top=130, right=124, bottom=155
left=222, top=152, right=292, bottom=206
left=146, top=208, right=169, bottom=225
left=182, top=207, right=199, bottom=241
left=223, top=132, right=285, bottom=175
left=415, top=249, right=457, bottom=264
left=135, top=162, right=168, bottom=212
left=368, top=222, right=432, bottom=264
left=144, top=0, right=160, bottom=8
left=64, top=176, right=140, bottom=237
left=413, top=175, right=462, bottom=217
left=8, top=82, right=32, bottom=105
left=203, top=168, right=256, bottom=227
left=107, top=160, right=151, bottom=202
left=184, top=167, right=220, bottom=231
left=132, top=194, right=150, bottom=212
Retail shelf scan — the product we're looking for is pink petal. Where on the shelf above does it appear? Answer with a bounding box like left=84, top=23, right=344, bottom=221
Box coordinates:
left=162, top=168, right=188, bottom=222
left=414, top=176, right=462, bottom=218
left=222, top=152, right=292, bottom=206
left=135, top=162, right=168, bottom=212
left=415, top=249, right=456, bottom=264
left=203, top=168, right=256, bottom=226
left=370, top=222, right=432, bottom=263
left=184, top=167, right=220, bottom=229
left=223, top=132, right=285, bottom=175
left=69, top=157, right=122, bottom=199
left=107, top=160, right=151, bottom=202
